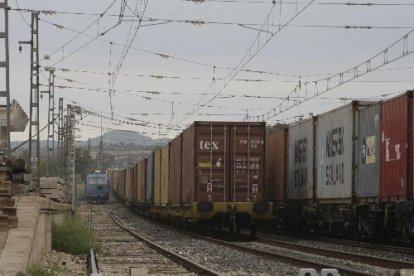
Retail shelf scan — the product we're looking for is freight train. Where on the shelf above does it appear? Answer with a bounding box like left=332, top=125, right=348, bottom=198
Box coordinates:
left=109, top=121, right=273, bottom=234
left=109, top=90, right=414, bottom=241
left=267, top=90, right=414, bottom=240
left=85, top=172, right=110, bottom=203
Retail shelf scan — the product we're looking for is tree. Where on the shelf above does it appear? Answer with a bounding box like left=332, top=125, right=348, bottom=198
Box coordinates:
left=75, top=147, right=94, bottom=180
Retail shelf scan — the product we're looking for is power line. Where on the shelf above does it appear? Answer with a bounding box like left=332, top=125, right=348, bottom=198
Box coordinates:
left=181, top=0, right=315, bottom=122
left=256, top=28, right=414, bottom=123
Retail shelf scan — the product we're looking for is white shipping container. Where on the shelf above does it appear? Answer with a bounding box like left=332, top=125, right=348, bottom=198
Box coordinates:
left=316, top=104, right=353, bottom=201
left=287, top=118, right=315, bottom=200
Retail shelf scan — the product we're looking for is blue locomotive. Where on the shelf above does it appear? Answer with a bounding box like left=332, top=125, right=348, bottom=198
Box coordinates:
left=85, top=172, right=110, bottom=203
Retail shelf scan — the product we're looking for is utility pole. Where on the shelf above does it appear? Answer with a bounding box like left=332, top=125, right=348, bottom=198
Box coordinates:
left=57, top=97, right=63, bottom=178
left=41, top=69, right=55, bottom=176
left=19, top=12, right=40, bottom=189
left=65, top=105, right=79, bottom=211
left=0, top=0, right=11, bottom=158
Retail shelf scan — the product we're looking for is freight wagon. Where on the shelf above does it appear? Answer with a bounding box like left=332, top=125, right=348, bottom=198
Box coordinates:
left=268, top=95, right=414, bottom=240
left=109, top=121, right=273, bottom=233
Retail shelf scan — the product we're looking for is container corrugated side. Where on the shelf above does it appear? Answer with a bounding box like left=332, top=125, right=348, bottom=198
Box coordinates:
left=380, top=93, right=409, bottom=201
left=125, top=167, right=132, bottom=202
left=266, top=129, right=287, bottom=201
left=182, top=124, right=195, bottom=204
left=161, top=144, right=170, bottom=206
left=194, top=122, right=229, bottom=202
left=154, top=149, right=162, bottom=206
left=170, top=135, right=182, bottom=205
left=355, top=103, right=381, bottom=200
left=287, top=118, right=315, bottom=200
left=146, top=154, right=154, bottom=203
left=136, top=161, right=143, bottom=203
left=139, top=159, right=147, bottom=203
left=229, top=122, right=266, bottom=202
left=132, top=165, right=138, bottom=202
left=316, top=104, right=353, bottom=201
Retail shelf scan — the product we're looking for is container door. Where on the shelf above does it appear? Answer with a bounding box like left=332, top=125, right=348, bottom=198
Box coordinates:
left=316, top=104, right=353, bottom=201
left=195, top=124, right=228, bottom=202
left=229, top=124, right=265, bottom=202
left=287, top=119, right=314, bottom=200
left=356, top=104, right=380, bottom=200
left=381, top=95, right=407, bottom=201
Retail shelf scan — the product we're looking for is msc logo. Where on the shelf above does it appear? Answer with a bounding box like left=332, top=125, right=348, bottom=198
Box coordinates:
left=200, top=140, right=219, bottom=150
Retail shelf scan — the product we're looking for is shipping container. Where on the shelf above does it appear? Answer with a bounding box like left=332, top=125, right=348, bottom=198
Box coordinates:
left=132, top=165, right=137, bottom=202
left=181, top=121, right=266, bottom=204
left=146, top=154, right=154, bottom=203
left=266, top=129, right=287, bottom=201
left=287, top=118, right=315, bottom=200
left=170, top=135, right=182, bottom=205
left=138, top=159, right=147, bottom=203
left=154, top=149, right=162, bottom=206
left=316, top=104, right=354, bottom=202
left=161, top=144, right=170, bottom=206
left=380, top=92, right=413, bottom=202
left=125, top=167, right=133, bottom=202
left=355, top=103, right=381, bottom=200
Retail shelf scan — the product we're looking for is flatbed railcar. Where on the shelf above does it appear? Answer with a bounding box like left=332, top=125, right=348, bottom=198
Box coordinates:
left=108, top=121, right=273, bottom=233
left=267, top=91, right=414, bottom=241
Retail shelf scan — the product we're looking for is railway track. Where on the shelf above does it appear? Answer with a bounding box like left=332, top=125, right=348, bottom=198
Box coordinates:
left=87, top=204, right=219, bottom=276
left=255, top=237, right=414, bottom=270
left=183, top=232, right=375, bottom=276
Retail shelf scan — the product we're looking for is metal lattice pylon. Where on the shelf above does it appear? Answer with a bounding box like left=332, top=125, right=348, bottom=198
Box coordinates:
left=0, top=0, right=11, bottom=158
left=28, top=12, right=40, bottom=188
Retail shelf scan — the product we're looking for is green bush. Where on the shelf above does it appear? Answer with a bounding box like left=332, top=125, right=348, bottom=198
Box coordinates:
left=52, top=215, right=92, bottom=255
left=27, top=263, right=58, bottom=276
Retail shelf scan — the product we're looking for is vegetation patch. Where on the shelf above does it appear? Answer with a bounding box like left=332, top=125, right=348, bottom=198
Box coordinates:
left=27, top=262, right=63, bottom=276
left=52, top=215, right=93, bottom=255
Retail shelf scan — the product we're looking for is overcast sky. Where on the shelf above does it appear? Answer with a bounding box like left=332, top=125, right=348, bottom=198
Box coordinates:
left=2, top=0, right=414, bottom=142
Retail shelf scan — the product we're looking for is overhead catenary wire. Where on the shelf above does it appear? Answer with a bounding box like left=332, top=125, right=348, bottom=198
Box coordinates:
left=256, top=28, right=414, bottom=123
left=180, top=0, right=316, bottom=122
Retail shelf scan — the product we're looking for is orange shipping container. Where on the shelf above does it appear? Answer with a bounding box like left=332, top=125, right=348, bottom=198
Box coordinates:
left=266, top=129, right=288, bottom=201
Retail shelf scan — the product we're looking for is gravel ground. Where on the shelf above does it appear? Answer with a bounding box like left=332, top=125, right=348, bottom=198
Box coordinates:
left=258, top=233, right=414, bottom=263
left=112, top=203, right=300, bottom=276
left=239, top=241, right=396, bottom=276
left=32, top=250, right=87, bottom=276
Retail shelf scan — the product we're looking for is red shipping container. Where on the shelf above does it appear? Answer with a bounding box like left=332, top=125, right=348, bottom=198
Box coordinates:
left=380, top=91, right=413, bottom=201
left=266, top=129, right=287, bottom=201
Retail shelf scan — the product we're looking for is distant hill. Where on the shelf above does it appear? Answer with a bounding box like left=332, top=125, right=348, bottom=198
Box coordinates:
left=10, top=130, right=169, bottom=151
left=81, top=130, right=169, bottom=147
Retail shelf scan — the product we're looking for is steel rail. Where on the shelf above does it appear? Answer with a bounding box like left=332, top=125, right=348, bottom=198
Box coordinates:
left=183, top=232, right=375, bottom=276
left=88, top=204, right=101, bottom=276
left=108, top=211, right=221, bottom=276
left=256, top=238, right=414, bottom=270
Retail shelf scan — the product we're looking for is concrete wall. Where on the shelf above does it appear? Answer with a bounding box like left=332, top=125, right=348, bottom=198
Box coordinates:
left=0, top=196, right=70, bottom=275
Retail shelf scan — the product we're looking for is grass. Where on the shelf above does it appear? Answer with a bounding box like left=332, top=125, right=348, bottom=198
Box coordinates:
left=52, top=215, right=93, bottom=255
left=27, top=263, right=61, bottom=276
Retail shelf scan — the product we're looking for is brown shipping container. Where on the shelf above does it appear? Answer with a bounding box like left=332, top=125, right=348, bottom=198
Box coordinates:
left=125, top=167, right=133, bottom=202
left=136, top=162, right=142, bottom=202
left=266, top=129, right=287, bottom=201
left=132, top=165, right=137, bottom=202
left=161, top=144, right=170, bottom=206
left=154, top=149, right=162, bottom=206
left=146, top=154, right=154, bottom=203
left=170, top=135, right=182, bottom=205
left=380, top=91, right=413, bottom=201
left=181, top=121, right=266, bottom=204
left=138, top=159, right=147, bottom=203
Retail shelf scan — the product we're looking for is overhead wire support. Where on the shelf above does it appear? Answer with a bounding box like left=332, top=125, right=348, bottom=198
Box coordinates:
left=181, top=0, right=315, bottom=122
left=57, top=97, right=64, bottom=178
left=41, top=69, right=55, bottom=176
left=256, top=28, right=414, bottom=123
left=19, top=12, right=40, bottom=189
left=0, top=0, right=11, bottom=159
